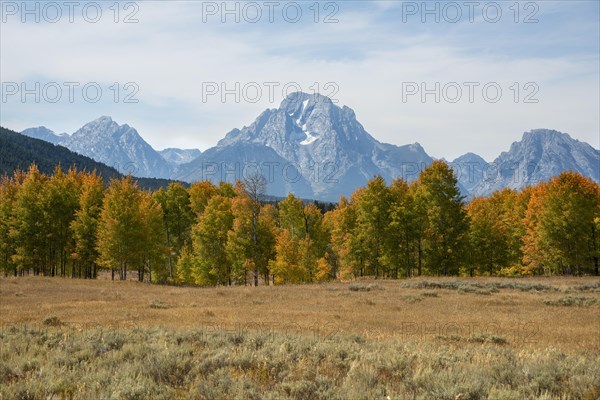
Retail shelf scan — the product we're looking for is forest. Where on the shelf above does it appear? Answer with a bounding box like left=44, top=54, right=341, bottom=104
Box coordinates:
left=1, top=160, right=599, bottom=284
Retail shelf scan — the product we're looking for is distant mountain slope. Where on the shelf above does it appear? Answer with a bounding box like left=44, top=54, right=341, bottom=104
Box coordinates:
left=21, top=126, right=68, bottom=145
left=1, top=126, right=177, bottom=190
left=470, top=129, right=600, bottom=197
left=158, top=148, right=201, bottom=165
left=174, top=141, right=315, bottom=198
left=452, top=152, right=488, bottom=196
left=60, top=116, right=173, bottom=179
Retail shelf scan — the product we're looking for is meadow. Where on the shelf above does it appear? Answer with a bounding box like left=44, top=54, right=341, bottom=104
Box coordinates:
left=1, top=276, right=599, bottom=399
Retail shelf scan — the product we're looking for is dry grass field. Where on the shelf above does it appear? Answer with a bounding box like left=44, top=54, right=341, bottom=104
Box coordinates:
left=1, top=276, right=599, bottom=352
left=1, top=276, right=599, bottom=399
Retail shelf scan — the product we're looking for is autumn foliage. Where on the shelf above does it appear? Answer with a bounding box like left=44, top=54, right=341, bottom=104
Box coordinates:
left=1, top=163, right=598, bottom=284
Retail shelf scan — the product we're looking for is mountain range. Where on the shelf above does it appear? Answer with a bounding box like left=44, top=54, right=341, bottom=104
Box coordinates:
left=0, top=126, right=176, bottom=191
left=20, top=92, right=600, bottom=201
left=22, top=118, right=173, bottom=179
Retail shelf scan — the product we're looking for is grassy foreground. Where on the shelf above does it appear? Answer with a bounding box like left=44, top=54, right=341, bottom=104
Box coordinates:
left=1, top=325, right=599, bottom=399
left=1, top=276, right=599, bottom=399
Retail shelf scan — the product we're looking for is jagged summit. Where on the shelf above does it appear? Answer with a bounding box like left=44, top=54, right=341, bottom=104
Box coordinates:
left=187, top=92, right=433, bottom=200
left=469, top=129, right=599, bottom=196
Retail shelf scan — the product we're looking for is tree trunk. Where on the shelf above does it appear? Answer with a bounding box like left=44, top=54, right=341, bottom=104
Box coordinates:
left=592, top=225, right=599, bottom=276
left=253, top=219, right=259, bottom=287
left=360, top=256, right=364, bottom=277
left=405, top=239, right=411, bottom=278
left=417, top=239, right=422, bottom=276
left=374, top=243, right=379, bottom=279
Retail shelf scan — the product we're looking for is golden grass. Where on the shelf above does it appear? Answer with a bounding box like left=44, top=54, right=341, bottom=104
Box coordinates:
left=1, top=276, right=598, bottom=354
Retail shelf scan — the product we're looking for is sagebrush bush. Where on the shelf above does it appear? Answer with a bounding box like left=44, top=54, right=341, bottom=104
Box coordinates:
left=42, top=315, right=62, bottom=327
left=543, top=296, right=598, bottom=307
left=401, top=295, right=423, bottom=303
left=1, top=326, right=599, bottom=399
left=566, top=281, right=600, bottom=293
left=348, top=283, right=383, bottom=292
left=400, top=280, right=559, bottom=293
left=148, top=299, right=172, bottom=309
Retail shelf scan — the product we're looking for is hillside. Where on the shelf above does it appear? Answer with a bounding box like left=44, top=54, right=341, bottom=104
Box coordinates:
left=0, top=126, right=179, bottom=190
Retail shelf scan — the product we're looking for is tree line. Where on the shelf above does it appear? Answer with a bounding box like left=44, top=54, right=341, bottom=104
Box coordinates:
left=1, top=161, right=598, bottom=284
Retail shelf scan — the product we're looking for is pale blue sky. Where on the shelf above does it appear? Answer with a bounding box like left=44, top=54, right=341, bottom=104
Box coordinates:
left=1, top=0, right=598, bottom=160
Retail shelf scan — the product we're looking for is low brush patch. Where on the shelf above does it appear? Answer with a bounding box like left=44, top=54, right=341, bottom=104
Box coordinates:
left=0, top=327, right=597, bottom=399
left=543, top=296, right=598, bottom=307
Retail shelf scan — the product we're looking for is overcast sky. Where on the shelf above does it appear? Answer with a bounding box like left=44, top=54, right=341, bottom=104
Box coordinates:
left=1, top=0, right=598, bottom=161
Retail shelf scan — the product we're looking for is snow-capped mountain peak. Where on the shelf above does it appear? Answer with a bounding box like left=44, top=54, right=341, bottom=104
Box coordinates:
left=178, top=92, right=433, bottom=200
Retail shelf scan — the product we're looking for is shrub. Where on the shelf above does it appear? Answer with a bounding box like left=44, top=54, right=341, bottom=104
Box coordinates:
left=565, top=282, right=600, bottom=293
left=401, top=280, right=558, bottom=293
left=436, top=333, right=508, bottom=345
left=42, top=316, right=62, bottom=327
left=543, top=296, right=598, bottom=307
left=348, top=283, right=383, bottom=292
left=458, top=285, right=477, bottom=294
left=149, top=300, right=172, bottom=309
left=469, top=333, right=508, bottom=345
left=401, top=295, right=423, bottom=303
